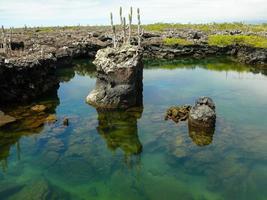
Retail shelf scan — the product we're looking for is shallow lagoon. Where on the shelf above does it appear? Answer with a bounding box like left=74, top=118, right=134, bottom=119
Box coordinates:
left=0, top=58, right=267, bottom=200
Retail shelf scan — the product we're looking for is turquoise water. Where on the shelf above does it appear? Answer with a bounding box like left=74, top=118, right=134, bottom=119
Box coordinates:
left=0, top=58, right=267, bottom=200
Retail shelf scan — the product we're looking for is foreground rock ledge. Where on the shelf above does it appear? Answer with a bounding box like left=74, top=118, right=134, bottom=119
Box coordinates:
left=86, top=45, right=143, bottom=109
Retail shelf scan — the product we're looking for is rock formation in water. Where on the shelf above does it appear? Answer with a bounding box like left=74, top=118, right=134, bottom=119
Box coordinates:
left=188, top=97, right=216, bottom=128
left=165, top=97, right=216, bottom=146
left=0, top=57, right=59, bottom=104
left=87, top=45, right=143, bottom=109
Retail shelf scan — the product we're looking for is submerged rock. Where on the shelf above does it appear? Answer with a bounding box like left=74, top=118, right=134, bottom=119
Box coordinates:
left=31, top=104, right=47, bottom=112
left=165, top=97, right=216, bottom=146
left=87, top=45, right=143, bottom=109
left=0, top=111, right=16, bottom=127
left=8, top=178, right=70, bottom=200
left=165, top=105, right=191, bottom=123
left=46, top=114, right=57, bottom=123
left=63, top=118, right=69, bottom=126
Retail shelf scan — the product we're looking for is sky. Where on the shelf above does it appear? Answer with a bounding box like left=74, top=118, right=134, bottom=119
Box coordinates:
left=0, top=0, right=267, bottom=27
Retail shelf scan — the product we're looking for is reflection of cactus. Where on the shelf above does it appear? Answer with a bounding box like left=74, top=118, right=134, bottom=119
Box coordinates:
left=110, top=12, right=117, bottom=48
left=1, top=25, right=7, bottom=54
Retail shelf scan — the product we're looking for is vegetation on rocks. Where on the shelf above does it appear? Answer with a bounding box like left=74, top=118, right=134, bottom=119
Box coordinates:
left=208, top=35, right=267, bottom=48
left=144, top=22, right=267, bottom=33
left=163, top=38, right=193, bottom=46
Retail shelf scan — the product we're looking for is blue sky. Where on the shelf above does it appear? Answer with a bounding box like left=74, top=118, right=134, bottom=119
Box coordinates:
left=0, top=0, right=267, bottom=27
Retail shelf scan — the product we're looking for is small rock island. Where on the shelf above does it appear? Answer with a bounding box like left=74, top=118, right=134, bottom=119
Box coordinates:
left=86, top=45, right=143, bottom=109
left=165, top=97, right=216, bottom=146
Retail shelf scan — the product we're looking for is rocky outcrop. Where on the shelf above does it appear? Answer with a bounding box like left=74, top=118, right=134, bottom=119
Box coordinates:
left=188, top=97, right=216, bottom=128
left=142, top=36, right=267, bottom=65
left=87, top=45, right=143, bottom=109
left=165, top=97, right=216, bottom=146
left=236, top=47, right=267, bottom=65
left=0, top=57, right=59, bottom=104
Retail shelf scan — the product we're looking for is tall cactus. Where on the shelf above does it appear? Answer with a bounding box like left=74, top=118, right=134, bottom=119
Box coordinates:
left=1, top=26, right=7, bottom=54
left=128, top=7, right=133, bottom=44
left=120, top=7, right=123, bottom=26
left=137, top=8, right=141, bottom=47
left=123, top=17, right=126, bottom=44
left=10, top=27, right=13, bottom=45
left=8, top=27, right=13, bottom=54
left=110, top=12, right=117, bottom=48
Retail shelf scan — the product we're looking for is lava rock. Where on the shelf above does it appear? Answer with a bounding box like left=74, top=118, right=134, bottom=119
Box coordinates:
left=189, top=97, right=216, bottom=128
left=87, top=45, right=143, bottom=109
left=165, top=105, right=191, bottom=123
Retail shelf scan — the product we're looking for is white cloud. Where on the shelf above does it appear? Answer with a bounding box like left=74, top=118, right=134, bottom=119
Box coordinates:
left=0, top=0, right=266, bottom=27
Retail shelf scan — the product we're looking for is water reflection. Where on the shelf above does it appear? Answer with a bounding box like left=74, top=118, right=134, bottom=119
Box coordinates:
left=96, top=107, right=143, bottom=161
left=144, top=57, right=267, bottom=74
left=0, top=91, right=59, bottom=170
left=188, top=121, right=215, bottom=146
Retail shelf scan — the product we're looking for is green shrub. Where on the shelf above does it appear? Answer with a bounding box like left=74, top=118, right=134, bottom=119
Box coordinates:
left=208, top=35, right=267, bottom=48
left=144, top=23, right=267, bottom=33
left=163, top=38, right=193, bottom=46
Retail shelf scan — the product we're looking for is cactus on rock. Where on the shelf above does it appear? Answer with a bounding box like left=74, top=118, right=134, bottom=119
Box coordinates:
left=110, top=12, right=117, bottom=48
left=109, top=6, right=143, bottom=47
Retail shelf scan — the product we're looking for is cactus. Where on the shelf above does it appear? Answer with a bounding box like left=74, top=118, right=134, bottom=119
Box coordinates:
left=123, top=17, right=127, bottom=44
left=130, top=7, right=133, bottom=20
left=128, top=7, right=133, bottom=44
left=1, top=26, right=8, bottom=54
left=137, top=8, right=141, bottom=47
left=110, top=12, right=117, bottom=48
left=110, top=6, right=143, bottom=47
left=9, top=27, right=13, bottom=44
left=7, top=27, right=13, bottom=55
left=120, top=7, right=123, bottom=26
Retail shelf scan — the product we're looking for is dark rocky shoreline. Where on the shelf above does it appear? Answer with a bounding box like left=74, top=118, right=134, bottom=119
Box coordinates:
left=0, top=28, right=266, bottom=104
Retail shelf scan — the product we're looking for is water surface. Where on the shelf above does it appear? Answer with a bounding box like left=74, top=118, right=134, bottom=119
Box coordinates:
left=0, top=58, right=267, bottom=200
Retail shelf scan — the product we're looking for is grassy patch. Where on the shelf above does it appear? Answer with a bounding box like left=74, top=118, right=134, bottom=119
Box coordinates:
left=163, top=38, right=193, bottom=46
left=144, top=23, right=267, bottom=33
left=208, top=35, right=267, bottom=48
